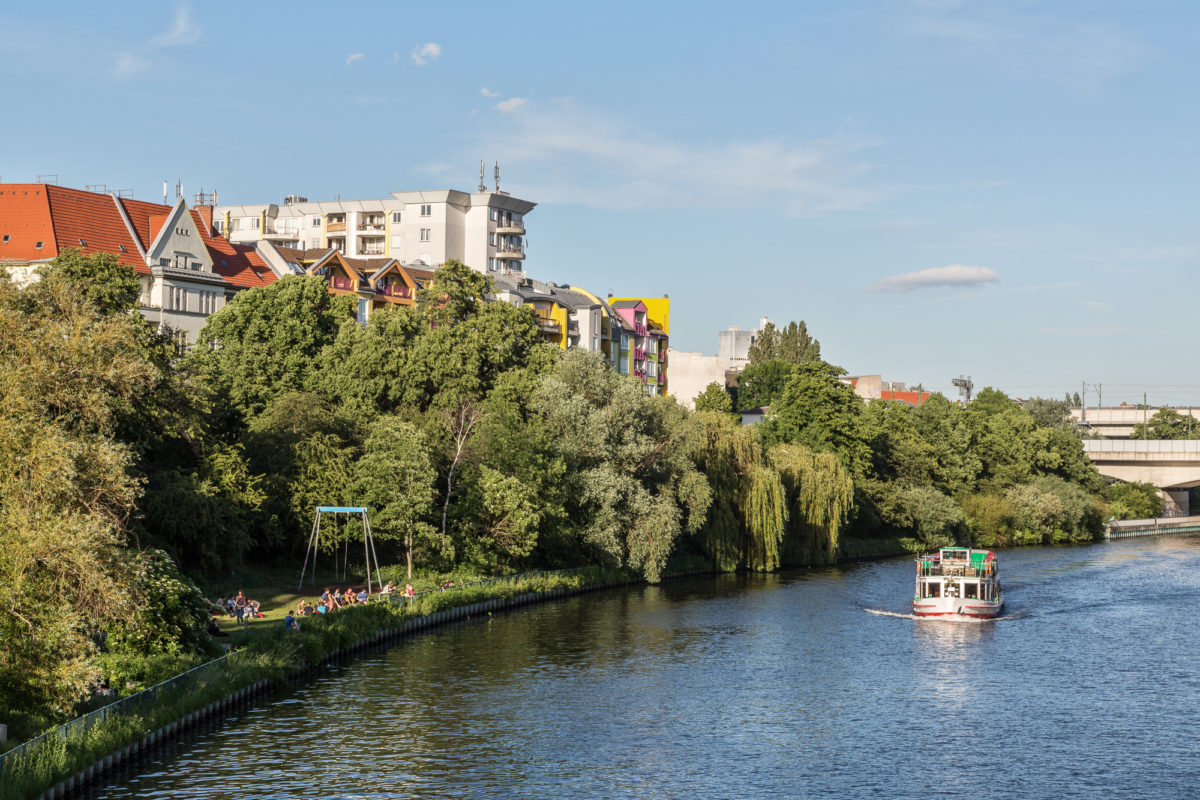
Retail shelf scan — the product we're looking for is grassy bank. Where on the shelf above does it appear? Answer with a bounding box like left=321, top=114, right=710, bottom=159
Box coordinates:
left=0, top=566, right=631, bottom=800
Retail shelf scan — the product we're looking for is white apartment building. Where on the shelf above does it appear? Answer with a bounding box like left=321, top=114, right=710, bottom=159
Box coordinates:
left=215, top=189, right=534, bottom=276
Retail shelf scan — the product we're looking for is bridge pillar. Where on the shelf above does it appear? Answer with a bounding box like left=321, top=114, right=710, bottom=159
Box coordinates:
left=1165, top=489, right=1190, bottom=516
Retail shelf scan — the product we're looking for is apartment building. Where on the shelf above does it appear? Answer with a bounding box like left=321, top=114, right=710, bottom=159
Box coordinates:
left=607, top=299, right=669, bottom=396
left=0, top=183, right=282, bottom=346
left=216, top=189, right=534, bottom=276
left=491, top=274, right=605, bottom=352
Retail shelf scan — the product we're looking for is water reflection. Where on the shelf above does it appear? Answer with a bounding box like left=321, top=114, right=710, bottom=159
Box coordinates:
left=90, top=535, right=1200, bottom=800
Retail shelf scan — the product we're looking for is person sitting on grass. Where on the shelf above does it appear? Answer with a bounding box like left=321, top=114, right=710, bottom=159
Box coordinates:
left=343, top=588, right=357, bottom=606
left=379, top=581, right=396, bottom=598
left=284, top=610, right=300, bottom=632
left=320, top=588, right=332, bottom=608
left=207, top=616, right=229, bottom=637
left=297, top=599, right=312, bottom=617
left=249, top=599, right=263, bottom=618
left=357, top=587, right=369, bottom=604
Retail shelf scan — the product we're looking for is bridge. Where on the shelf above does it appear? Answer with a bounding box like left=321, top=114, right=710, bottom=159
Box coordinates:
left=1071, top=406, right=1200, bottom=438
left=1082, top=439, right=1200, bottom=514
left=1105, top=515, right=1200, bottom=539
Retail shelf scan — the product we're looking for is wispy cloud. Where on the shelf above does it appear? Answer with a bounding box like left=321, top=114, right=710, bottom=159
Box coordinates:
left=345, top=52, right=365, bottom=65
left=411, top=42, right=442, bottom=66
left=906, top=7, right=1145, bottom=89
left=480, top=87, right=499, bottom=98
left=113, top=3, right=199, bottom=80
left=870, top=264, right=999, bottom=292
left=495, top=97, right=528, bottom=113
left=457, top=100, right=884, bottom=215
left=149, top=3, right=201, bottom=48
left=112, top=51, right=149, bottom=80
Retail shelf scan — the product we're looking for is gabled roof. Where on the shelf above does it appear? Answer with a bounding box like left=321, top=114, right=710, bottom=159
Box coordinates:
left=0, top=184, right=150, bottom=271
left=192, top=210, right=276, bottom=289
left=609, top=299, right=645, bottom=310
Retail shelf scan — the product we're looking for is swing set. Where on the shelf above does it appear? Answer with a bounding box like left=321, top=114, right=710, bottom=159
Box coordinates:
left=298, top=506, right=383, bottom=594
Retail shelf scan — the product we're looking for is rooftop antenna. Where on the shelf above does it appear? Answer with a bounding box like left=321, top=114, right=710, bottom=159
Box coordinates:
left=162, top=180, right=168, bottom=205
left=951, top=375, right=974, bottom=404
left=494, top=161, right=500, bottom=192
left=478, top=160, right=487, bottom=193
left=175, top=179, right=182, bottom=201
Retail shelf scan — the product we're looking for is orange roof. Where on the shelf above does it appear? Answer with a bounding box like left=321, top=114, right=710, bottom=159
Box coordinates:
left=881, top=390, right=932, bottom=406
left=0, top=184, right=150, bottom=271
left=118, top=196, right=174, bottom=252
left=191, top=210, right=277, bottom=289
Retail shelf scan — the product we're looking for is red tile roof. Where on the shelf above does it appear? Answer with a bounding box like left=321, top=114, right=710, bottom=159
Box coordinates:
left=0, top=184, right=151, bottom=272
left=191, top=210, right=276, bottom=289
left=117, top=196, right=173, bottom=252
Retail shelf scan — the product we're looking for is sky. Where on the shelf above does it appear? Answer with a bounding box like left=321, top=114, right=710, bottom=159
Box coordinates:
left=3, top=1, right=1198, bottom=404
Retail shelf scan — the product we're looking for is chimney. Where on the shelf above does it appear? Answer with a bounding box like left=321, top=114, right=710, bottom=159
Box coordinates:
left=195, top=204, right=214, bottom=233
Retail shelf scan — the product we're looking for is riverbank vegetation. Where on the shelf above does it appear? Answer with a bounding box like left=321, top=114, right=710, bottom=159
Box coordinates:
left=0, top=252, right=1127, bottom=743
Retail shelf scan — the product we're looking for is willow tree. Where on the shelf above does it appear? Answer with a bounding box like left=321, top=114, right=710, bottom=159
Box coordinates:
left=691, top=412, right=787, bottom=572
left=771, top=443, right=853, bottom=564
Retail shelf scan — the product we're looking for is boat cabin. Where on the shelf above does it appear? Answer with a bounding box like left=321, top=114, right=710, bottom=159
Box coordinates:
left=915, top=548, right=999, bottom=602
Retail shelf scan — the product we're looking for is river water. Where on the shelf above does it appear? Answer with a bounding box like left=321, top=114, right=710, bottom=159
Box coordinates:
left=91, top=535, right=1200, bottom=799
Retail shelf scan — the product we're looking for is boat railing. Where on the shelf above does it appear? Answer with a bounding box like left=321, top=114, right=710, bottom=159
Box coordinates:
left=916, top=562, right=997, bottom=578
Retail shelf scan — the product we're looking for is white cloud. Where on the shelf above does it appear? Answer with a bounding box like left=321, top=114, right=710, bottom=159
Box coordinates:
left=112, top=51, right=149, bottom=80
left=480, top=87, right=499, bottom=98
left=411, top=42, right=442, bottom=66
left=149, top=3, right=201, bottom=48
left=869, top=264, right=999, bottom=292
left=457, top=100, right=884, bottom=215
left=392, top=51, right=401, bottom=63
left=495, top=97, right=528, bottom=113
left=345, top=52, right=365, bottom=65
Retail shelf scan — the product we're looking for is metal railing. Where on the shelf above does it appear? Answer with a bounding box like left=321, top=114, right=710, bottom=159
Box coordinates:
left=0, top=652, right=235, bottom=774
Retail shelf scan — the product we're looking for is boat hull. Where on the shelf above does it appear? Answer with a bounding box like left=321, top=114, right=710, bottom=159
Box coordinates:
left=912, top=597, right=1003, bottom=619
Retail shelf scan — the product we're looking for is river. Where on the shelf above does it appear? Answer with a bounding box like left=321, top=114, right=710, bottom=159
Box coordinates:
left=90, top=535, right=1200, bottom=799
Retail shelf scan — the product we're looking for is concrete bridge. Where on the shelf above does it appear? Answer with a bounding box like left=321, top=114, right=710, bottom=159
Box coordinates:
left=1071, top=406, right=1200, bottom=438
left=1082, top=439, right=1200, bottom=514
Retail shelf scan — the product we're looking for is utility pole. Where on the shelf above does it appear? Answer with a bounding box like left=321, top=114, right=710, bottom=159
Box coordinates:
left=1081, top=380, right=1087, bottom=425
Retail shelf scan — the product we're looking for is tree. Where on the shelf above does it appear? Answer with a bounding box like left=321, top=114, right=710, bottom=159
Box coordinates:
left=355, top=416, right=439, bottom=580
left=417, top=259, right=492, bottom=326
left=747, top=320, right=821, bottom=366
left=693, top=381, right=733, bottom=414
left=1024, top=397, right=1073, bottom=429
left=1131, top=408, right=1199, bottom=440
left=190, top=275, right=352, bottom=424
left=1105, top=481, right=1164, bottom=519
left=534, top=349, right=710, bottom=582
left=736, top=359, right=797, bottom=410
left=761, top=360, right=872, bottom=480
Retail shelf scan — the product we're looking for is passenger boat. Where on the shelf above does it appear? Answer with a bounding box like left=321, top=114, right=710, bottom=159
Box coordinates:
left=912, top=547, right=1003, bottom=619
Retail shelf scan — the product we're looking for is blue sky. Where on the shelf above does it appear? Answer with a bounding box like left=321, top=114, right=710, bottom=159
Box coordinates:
left=4, top=1, right=1197, bottom=404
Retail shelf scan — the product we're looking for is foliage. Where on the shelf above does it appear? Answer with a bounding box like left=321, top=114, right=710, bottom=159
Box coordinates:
left=1104, top=481, right=1164, bottom=519
left=1023, top=397, right=1072, bottom=429
left=103, top=549, right=220, bottom=660
left=736, top=359, right=797, bottom=410
left=746, top=320, right=821, bottom=366
left=1130, top=408, right=1200, bottom=440
left=693, top=381, right=734, bottom=414
left=762, top=360, right=872, bottom=479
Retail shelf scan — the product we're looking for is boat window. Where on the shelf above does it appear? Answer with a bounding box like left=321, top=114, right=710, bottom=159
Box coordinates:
left=927, top=583, right=940, bottom=598
left=964, top=582, right=979, bottom=599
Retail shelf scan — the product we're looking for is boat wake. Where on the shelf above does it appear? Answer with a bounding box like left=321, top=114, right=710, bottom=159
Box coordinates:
left=863, top=608, right=1024, bottom=622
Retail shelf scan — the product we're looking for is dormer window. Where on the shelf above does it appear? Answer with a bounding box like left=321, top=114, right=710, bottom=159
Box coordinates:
left=35, top=241, right=43, bottom=249
left=1, top=235, right=9, bottom=243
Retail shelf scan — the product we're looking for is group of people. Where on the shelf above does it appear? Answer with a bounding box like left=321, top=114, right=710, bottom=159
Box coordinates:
left=213, top=591, right=263, bottom=626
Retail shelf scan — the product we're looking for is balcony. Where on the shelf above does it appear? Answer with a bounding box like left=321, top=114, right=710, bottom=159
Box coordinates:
left=263, top=224, right=299, bottom=238
left=633, top=347, right=646, bottom=360
left=535, top=315, right=561, bottom=333
left=328, top=275, right=360, bottom=292
left=495, top=245, right=524, bottom=259
left=326, top=221, right=347, bottom=233
left=634, top=324, right=647, bottom=336
left=378, top=284, right=412, bottom=299
left=496, top=223, right=525, bottom=235
left=357, top=221, right=386, bottom=232
left=659, top=372, right=666, bottom=384
left=357, top=246, right=386, bottom=256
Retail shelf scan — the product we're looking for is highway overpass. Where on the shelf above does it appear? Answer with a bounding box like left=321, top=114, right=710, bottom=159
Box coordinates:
left=1071, top=406, right=1200, bottom=438
left=1082, top=439, right=1200, bottom=514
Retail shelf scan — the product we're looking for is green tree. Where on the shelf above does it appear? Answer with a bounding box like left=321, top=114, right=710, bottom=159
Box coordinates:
left=417, top=259, right=492, bottom=325
left=1024, top=397, right=1072, bottom=429
left=1104, top=481, right=1164, bottom=519
left=534, top=349, right=710, bottom=582
left=736, top=359, right=797, bottom=410
left=355, top=416, right=439, bottom=580
left=190, top=275, right=352, bottom=424
left=747, top=320, right=821, bottom=366
left=693, top=381, right=734, bottom=414
left=1130, top=408, right=1200, bottom=440
left=761, top=360, right=871, bottom=480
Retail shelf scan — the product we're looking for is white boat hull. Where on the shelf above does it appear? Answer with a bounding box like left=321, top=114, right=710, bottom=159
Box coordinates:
left=912, top=596, right=1003, bottom=619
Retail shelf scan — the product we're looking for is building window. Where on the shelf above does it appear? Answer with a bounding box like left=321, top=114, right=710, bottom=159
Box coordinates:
left=252, top=218, right=260, bottom=229
left=489, top=208, right=498, bottom=221
left=488, top=258, right=494, bottom=270
left=214, top=220, right=223, bottom=233
left=420, top=204, right=431, bottom=216
left=420, top=228, right=431, bottom=242
left=392, top=212, right=402, bottom=223
left=312, top=217, right=321, bottom=227
left=35, top=241, right=43, bottom=249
